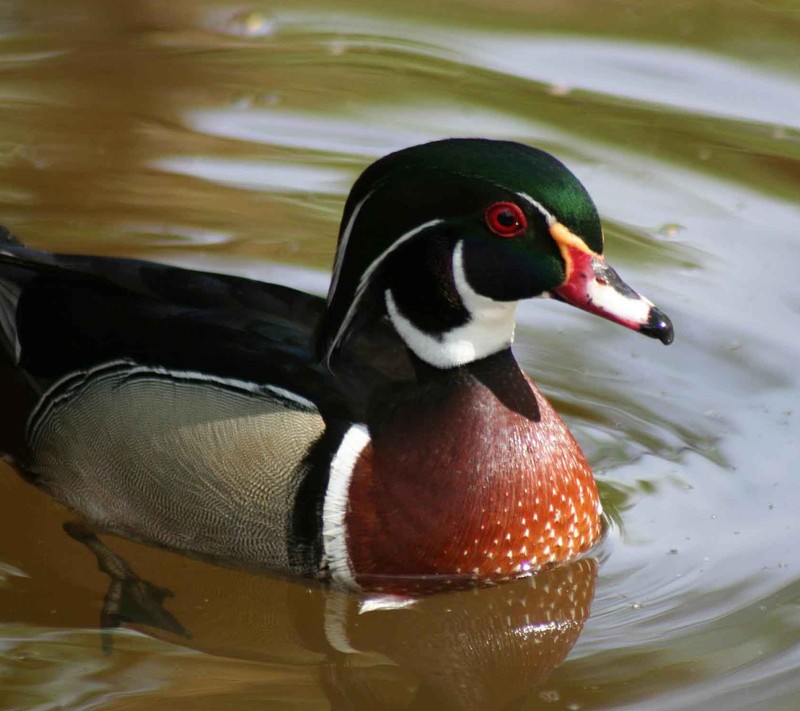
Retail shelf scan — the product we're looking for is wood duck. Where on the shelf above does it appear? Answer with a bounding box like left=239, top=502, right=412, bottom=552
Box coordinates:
left=0, top=138, right=673, bottom=594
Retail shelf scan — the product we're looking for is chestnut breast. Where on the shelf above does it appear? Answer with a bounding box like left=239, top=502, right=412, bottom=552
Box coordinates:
left=345, top=355, right=602, bottom=591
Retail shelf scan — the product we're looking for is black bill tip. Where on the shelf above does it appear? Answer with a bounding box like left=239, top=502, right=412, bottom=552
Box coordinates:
left=641, top=307, right=674, bottom=345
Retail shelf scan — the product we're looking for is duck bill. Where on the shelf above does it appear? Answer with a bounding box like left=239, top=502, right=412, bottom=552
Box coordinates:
left=550, top=223, right=674, bottom=345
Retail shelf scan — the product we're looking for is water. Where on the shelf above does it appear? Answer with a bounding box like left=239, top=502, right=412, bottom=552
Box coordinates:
left=1, top=1, right=800, bottom=709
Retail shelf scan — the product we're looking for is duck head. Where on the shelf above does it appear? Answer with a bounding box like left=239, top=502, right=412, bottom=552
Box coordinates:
left=317, top=138, right=673, bottom=369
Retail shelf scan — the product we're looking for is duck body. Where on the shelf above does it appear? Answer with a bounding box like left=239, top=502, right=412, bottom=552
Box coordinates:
left=0, top=139, right=672, bottom=592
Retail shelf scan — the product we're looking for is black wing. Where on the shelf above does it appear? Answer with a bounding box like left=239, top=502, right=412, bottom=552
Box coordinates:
left=0, top=233, right=410, bottom=439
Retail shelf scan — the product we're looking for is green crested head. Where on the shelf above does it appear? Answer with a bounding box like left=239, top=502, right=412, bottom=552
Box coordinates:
left=316, top=138, right=671, bottom=370
left=343, top=138, right=602, bottom=249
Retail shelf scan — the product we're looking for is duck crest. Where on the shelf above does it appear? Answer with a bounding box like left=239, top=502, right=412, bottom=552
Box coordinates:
left=343, top=350, right=602, bottom=592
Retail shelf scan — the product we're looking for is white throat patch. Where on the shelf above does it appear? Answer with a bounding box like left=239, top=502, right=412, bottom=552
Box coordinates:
left=385, top=240, right=518, bottom=369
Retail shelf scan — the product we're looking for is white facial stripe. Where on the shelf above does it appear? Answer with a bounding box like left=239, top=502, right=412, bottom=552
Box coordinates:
left=322, top=423, right=370, bottom=589
left=587, top=278, right=653, bottom=324
left=516, top=192, right=556, bottom=225
left=324, top=219, right=443, bottom=363
left=385, top=241, right=518, bottom=369
left=327, top=190, right=374, bottom=305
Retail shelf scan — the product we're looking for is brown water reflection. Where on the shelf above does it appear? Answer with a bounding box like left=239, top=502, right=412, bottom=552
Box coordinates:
left=2, top=0, right=800, bottom=709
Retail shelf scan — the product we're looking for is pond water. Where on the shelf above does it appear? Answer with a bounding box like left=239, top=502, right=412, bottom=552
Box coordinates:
left=1, top=1, right=800, bottom=709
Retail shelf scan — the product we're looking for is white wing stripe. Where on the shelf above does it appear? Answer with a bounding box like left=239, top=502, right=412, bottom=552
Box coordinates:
left=323, top=424, right=371, bottom=589
left=28, top=360, right=317, bottom=443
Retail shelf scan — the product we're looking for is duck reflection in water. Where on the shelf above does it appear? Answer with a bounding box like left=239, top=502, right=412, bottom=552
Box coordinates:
left=63, top=522, right=599, bottom=711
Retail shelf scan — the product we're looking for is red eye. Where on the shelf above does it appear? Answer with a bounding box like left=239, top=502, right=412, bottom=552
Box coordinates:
left=485, top=202, right=527, bottom=238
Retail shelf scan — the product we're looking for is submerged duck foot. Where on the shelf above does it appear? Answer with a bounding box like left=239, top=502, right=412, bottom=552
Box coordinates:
left=63, top=521, right=190, bottom=653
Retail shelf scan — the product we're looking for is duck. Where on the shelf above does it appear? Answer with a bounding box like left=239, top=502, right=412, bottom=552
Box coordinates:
left=0, top=138, right=673, bottom=594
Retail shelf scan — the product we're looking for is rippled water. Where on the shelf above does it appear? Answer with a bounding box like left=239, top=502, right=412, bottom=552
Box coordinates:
left=1, top=1, right=800, bottom=709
